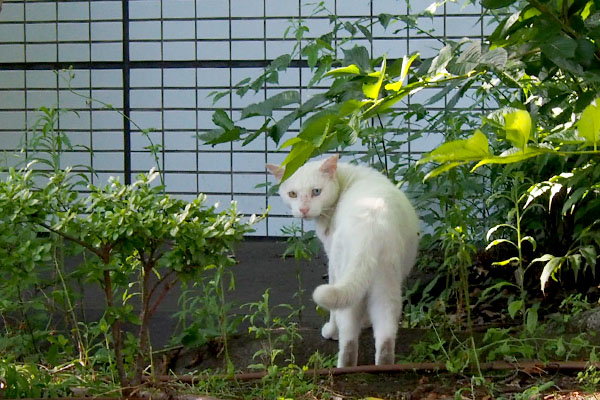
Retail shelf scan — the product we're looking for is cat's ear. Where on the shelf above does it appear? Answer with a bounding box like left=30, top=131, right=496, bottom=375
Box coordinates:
left=319, top=154, right=338, bottom=178
left=266, top=163, right=285, bottom=182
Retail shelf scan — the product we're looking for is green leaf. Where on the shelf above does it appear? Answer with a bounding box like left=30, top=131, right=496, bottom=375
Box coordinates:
left=198, top=127, right=243, bottom=145
left=212, top=109, right=235, bottom=130
left=378, top=13, right=393, bottom=29
left=487, top=224, right=517, bottom=241
left=520, top=236, right=537, bottom=251
left=476, top=281, right=518, bottom=305
left=482, top=0, right=517, bottom=9
left=419, top=129, right=490, bottom=164
left=580, top=245, right=597, bottom=268
left=492, top=256, right=520, bottom=266
left=325, top=64, right=361, bottom=77
left=423, top=162, right=464, bottom=181
left=362, top=57, right=386, bottom=100
left=280, top=141, right=316, bottom=181
left=577, top=99, right=600, bottom=147
left=562, top=186, right=588, bottom=215
left=526, top=303, right=539, bottom=334
left=480, top=47, right=508, bottom=69
left=508, top=299, right=523, bottom=319
left=485, top=238, right=516, bottom=251
left=503, top=109, right=531, bottom=149
left=271, top=54, right=291, bottom=70
left=242, top=119, right=271, bottom=146
left=241, top=90, right=301, bottom=119
left=539, top=256, right=562, bottom=293
left=541, top=35, right=578, bottom=59
left=569, top=254, right=582, bottom=282
left=428, top=45, right=453, bottom=74
left=384, top=53, right=418, bottom=91
left=450, top=41, right=482, bottom=75
left=297, top=111, right=340, bottom=145
left=471, top=147, right=550, bottom=171
left=342, top=46, right=371, bottom=72
left=302, top=43, right=320, bottom=68
left=357, top=24, right=372, bottom=41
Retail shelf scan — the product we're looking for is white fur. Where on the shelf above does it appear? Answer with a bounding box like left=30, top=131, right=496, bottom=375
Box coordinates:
left=268, top=155, right=420, bottom=367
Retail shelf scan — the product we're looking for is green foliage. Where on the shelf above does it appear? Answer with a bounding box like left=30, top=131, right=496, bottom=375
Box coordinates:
left=7, top=0, right=600, bottom=397
left=0, top=160, right=257, bottom=392
left=280, top=223, right=321, bottom=261
left=243, top=289, right=302, bottom=369
left=577, top=365, right=600, bottom=392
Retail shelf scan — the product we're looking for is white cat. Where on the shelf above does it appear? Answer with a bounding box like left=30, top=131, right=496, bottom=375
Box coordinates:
left=267, top=154, right=420, bottom=367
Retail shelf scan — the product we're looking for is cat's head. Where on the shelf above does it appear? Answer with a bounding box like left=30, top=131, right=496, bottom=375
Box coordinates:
left=266, top=155, right=340, bottom=219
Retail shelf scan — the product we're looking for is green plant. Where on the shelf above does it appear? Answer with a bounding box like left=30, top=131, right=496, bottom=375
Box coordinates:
left=577, top=365, right=600, bottom=392
left=173, top=276, right=241, bottom=349
left=243, top=289, right=302, bottom=370
left=0, top=164, right=258, bottom=394
left=280, top=223, right=320, bottom=261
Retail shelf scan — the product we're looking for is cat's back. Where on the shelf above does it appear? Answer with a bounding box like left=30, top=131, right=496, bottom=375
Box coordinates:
left=335, top=163, right=418, bottom=231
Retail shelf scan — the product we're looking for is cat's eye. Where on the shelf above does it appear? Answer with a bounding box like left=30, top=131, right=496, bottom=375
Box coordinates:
left=312, top=188, right=321, bottom=196
left=288, top=191, right=297, bottom=198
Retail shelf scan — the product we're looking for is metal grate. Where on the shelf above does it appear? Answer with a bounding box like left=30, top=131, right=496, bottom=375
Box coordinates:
left=0, top=0, right=490, bottom=236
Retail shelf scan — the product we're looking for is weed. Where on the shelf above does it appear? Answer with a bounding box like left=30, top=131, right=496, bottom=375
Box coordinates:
left=243, top=289, right=302, bottom=369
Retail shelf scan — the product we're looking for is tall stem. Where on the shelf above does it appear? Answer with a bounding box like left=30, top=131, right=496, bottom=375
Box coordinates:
left=133, top=256, right=154, bottom=387
left=514, top=188, right=527, bottom=327
left=53, top=237, right=86, bottom=364
left=103, top=270, right=127, bottom=393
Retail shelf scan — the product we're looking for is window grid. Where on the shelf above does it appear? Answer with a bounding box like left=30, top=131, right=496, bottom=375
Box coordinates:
left=0, top=0, right=486, bottom=236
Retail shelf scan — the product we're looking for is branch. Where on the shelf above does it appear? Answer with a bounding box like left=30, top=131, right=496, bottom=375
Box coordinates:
left=148, top=360, right=600, bottom=383
left=147, top=269, right=176, bottom=302
left=36, top=221, right=107, bottom=261
left=148, top=278, right=179, bottom=320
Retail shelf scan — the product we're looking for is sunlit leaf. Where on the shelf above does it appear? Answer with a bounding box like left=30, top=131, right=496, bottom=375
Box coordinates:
left=362, top=57, right=386, bottom=100
left=325, top=64, right=361, bottom=77
left=471, top=147, right=550, bottom=171
left=428, top=45, right=452, bottom=74
left=537, top=255, right=562, bottom=294
left=577, top=99, right=600, bottom=148
left=492, top=256, right=520, bottom=266
left=485, top=238, right=516, bottom=251
left=419, top=129, right=490, bottom=164
left=486, top=223, right=517, bottom=241
left=503, top=109, right=531, bottom=149
left=561, top=186, right=588, bottom=215
left=384, top=53, right=418, bottom=91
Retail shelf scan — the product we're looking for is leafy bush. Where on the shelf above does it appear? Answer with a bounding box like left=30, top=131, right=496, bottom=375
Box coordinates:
left=0, top=161, right=257, bottom=393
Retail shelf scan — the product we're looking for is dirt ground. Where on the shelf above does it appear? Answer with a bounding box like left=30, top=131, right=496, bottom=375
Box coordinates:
left=159, top=327, right=599, bottom=399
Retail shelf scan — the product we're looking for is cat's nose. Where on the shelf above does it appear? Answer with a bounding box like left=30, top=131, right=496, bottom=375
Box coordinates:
left=299, top=207, right=309, bottom=216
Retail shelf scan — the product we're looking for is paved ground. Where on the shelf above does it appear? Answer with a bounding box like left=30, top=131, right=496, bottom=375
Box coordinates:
left=79, top=237, right=330, bottom=347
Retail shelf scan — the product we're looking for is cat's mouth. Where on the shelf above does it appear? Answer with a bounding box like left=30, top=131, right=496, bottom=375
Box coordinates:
left=294, top=211, right=318, bottom=219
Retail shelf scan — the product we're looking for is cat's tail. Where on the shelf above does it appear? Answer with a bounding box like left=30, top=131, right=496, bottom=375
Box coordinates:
left=312, top=216, right=384, bottom=309
left=312, top=254, right=375, bottom=309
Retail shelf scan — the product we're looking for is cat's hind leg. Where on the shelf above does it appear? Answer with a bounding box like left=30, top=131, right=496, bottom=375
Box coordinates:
left=335, top=304, right=364, bottom=367
left=369, top=295, right=401, bottom=365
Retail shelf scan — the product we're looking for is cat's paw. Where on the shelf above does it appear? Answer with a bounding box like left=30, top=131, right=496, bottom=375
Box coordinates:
left=321, top=322, right=338, bottom=340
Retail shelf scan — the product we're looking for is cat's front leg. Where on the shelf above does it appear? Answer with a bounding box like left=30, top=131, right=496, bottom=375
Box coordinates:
left=321, top=311, right=338, bottom=340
